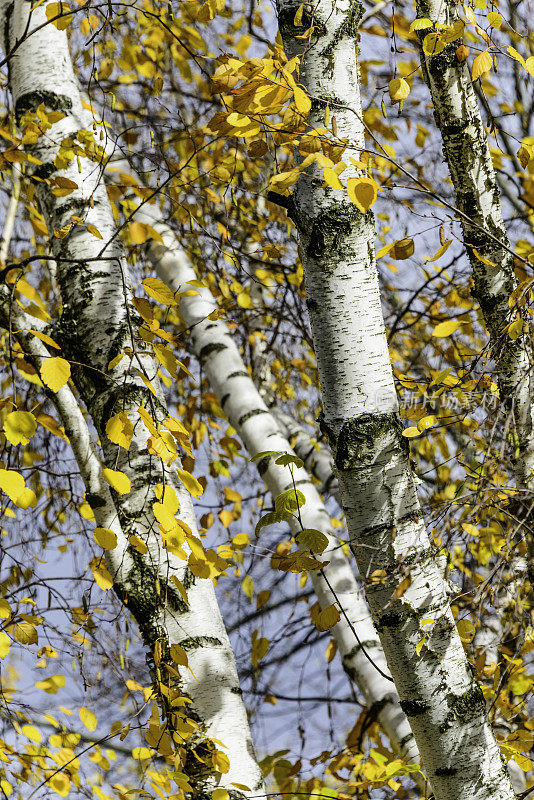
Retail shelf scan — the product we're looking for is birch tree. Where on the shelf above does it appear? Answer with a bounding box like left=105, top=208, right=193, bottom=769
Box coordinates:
left=414, top=0, right=534, bottom=580
left=273, top=0, right=516, bottom=797
left=0, top=2, right=264, bottom=794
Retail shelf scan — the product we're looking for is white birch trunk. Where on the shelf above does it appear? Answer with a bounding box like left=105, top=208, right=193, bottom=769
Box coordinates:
left=416, top=0, right=534, bottom=577
left=275, top=1, right=516, bottom=798
left=0, top=4, right=264, bottom=794
left=144, top=227, right=423, bottom=775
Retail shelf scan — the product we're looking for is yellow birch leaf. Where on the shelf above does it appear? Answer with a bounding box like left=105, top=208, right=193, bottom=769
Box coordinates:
left=106, top=412, right=133, bottom=449
left=410, top=17, right=432, bottom=30
left=28, top=329, right=61, bottom=349
left=14, top=622, right=38, bottom=645
left=316, top=604, right=340, bottom=632
left=417, top=415, right=437, bottom=431
left=142, top=277, right=176, bottom=305
left=402, top=426, right=421, bottom=438
left=130, top=222, right=148, bottom=244
left=390, top=238, right=414, bottom=260
left=40, top=357, right=71, bottom=392
left=294, top=86, right=311, bottom=115
left=323, top=167, right=343, bottom=190
left=212, top=791, right=229, bottom=800
left=22, top=724, right=41, bottom=743
left=424, top=239, right=452, bottom=262
left=472, top=50, right=492, bottom=80
left=526, top=57, right=534, bottom=77
left=242, top=575, right=254, bottom=600
left=35, top=674, right=66, bottom=693
left=89, top=557, right=114, bottom=591
left=176, top=469, right=204, bottom=498
left=129, top=534, right=148, bottom=554
left=46, top=1, right=73, bottom=30
left=79, top=707, right=97, bottom=731
left=508, top=318, right=524, bottom=340
left=0, top=470, right=25, bottom=503
left=422, top=32, right=447, bottom=56
left=432, top=319, right=460, bottom=337
left=102, top=467, right=131, bottom=495
left=3, top=410, right=37, bottom=446
left=487, top=11, right=501, bottom=27
left=94, top=527, right=118, bottom=551
left=346, top=177, right=378, bottom=212
left=86, top=224, right=102, bottom=239
left=507, top=46, right=526, bottom=69
left=416, top=634, right=426, bottom=656
left=0, top=631, right=10, bottom=659
left=388, top=77, right=411, bottom=103
left=219, top=509, right=234, bottom=528
left=50, top=774, right=70, bottom=797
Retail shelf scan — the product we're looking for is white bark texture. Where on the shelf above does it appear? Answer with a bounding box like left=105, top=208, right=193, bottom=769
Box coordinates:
left=275, top=1, right=516, bottom=798
left=114, top=191, right=423, bottom=774
left=0, top=4, right=264, bottom=794
left=416, top=0, right=534, bottom=577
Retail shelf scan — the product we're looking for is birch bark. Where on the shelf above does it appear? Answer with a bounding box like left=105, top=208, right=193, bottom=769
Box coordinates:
left=275, top=0, right=516, bottom=797
left=0, top=3, right=264, bottom=794
left=415, top=0, right=534, bottom=577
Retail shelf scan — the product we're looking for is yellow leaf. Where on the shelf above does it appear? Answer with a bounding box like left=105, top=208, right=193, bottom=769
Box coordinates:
left=472, top=50, right=492, bottom=80
left=102, top=467, right=131, bottom=495
left=323, top=167, right=343, bottom=190
left=416, top=634, right=426, bottom=656
left=142, top=277, right=176, bottom=306
left=232, top=532, right=249, bottom=547
left=129, top=534, right=148, bottom=554
left=28, top=329, right=61, bottom=349
left=45, top=1, right=73, bottom=30
left=242, top=575, right=254, bottom=600
left=0, top=470, right=26, bottom=503
left=130, top=221, right=148, bottom=244
left=132, top=747, right=154, bottom=760
left=170, top=643, right=188, bottom=666
left=49, top=774, right=70, bottom=797
left=218, top=509, right=234, bottom=528
left=35, top=674, right=66, bottom=694
left=79, top=707, right=97, bottom=731
left=432, top=319, right=459, bottom=337
left=176, top=469, right=204, bottom=498
left=526, top=57, right=534, bottom=77
left=390, top=238, right=414, bottom=260
left=424, top=239, right=452, bottom=262
left=14, top=622, right=38, bottom=645
left=325, top=638, right=337, bottom=663
left=106, top=412, right=133, bottom=449
left=3, top=410, right=37, bottom=446
left=402, top=426, right=421, bottom=438
left=508, top=318, right=524, bottom=340
left=0, top=631, right=11, bottom=659
left=86, top=224, right=102, bottom=239
left=40, top=357, right=71, bottom=392
left=89, top=557, right=114, bottom=591
left=409, top=17, right=432, bottom=30
left=94, top=527, right=118, bottom=551
left=456, top=618, right=475, bottom=642
left=236, top=291, right=253, bottom=309
left=21, top=725, right=41, bottom=743
left=212, top=791, right=229, bottom=800
left=486, top=11, right=501, bottom=27
left=315, top=604, right=340, bottom=632
left=462, top=523, right=479, bottom=537
left=388, top=77, right=411, bottom=103
left=294, top=86, right=311, bottom=115
left=346, top=177, right=378, bottom=212
left=417, top=414, right=437, bottom=431
left=422, top=32, right=447, bottom=56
